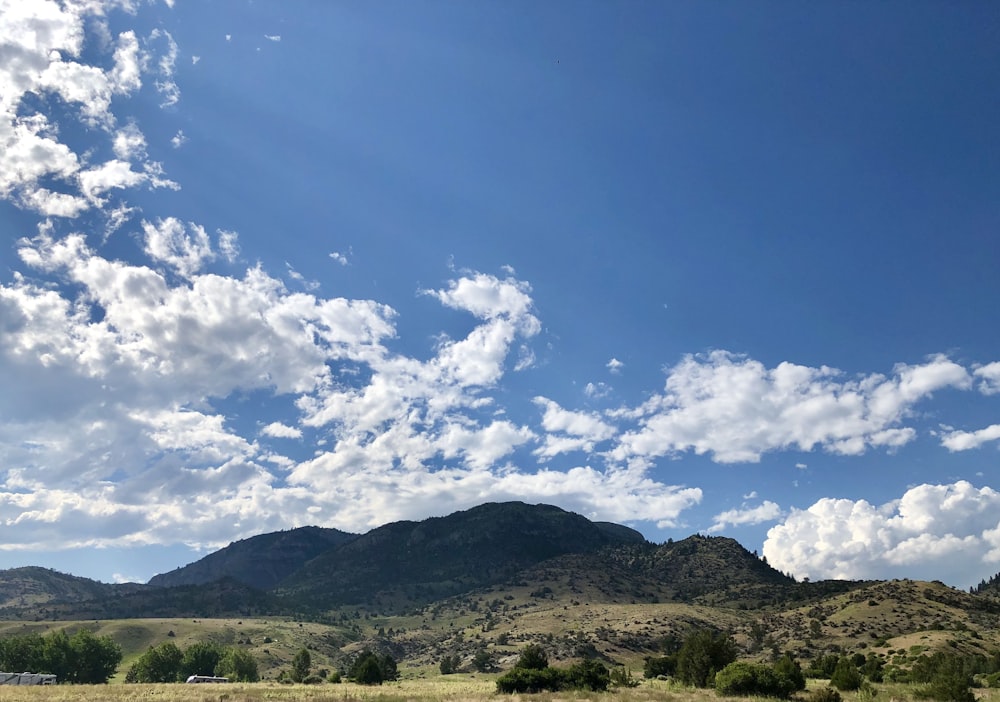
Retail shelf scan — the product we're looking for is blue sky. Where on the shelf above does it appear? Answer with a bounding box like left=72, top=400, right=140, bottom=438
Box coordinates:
left=1, top=0, right=999, bottom=589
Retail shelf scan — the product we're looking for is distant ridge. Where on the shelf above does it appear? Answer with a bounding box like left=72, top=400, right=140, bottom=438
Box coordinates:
left=148, top=525, right=356, bottom=590
left=0, top=566, right=144, bottom=610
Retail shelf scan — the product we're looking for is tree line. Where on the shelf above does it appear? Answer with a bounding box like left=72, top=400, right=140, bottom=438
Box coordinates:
left=125, top=640, right=258, bottom=682
left=0, top=629, right=121, bottom=684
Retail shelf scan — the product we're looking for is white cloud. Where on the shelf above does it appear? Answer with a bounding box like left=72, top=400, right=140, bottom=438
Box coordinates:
left=261, top=422, right=302, bottom=439
left=170, top=130, right=187, bottom=148
left=148, top=28, right=179, bottom=107
left=264, top=34, right=281, bottom=42
left=607, top=357, right=624, bottom=374
left=941, top=424, right=1000, bottom=451
left=142, top=218, right=214, bottom=277
left=975, top=362, right=1000, bottom=395
left=584, top=381, right=611, bottom=399
left=533, top=397, right=615, bottom=459
left=610, top=351, right=970, bottom=464
left=422, top=271, right=540, bottom=335
left=217, top=229, right=239, bottom=262
left=329, top=251, right=348, bottom=266
left=708, top=500, right=783, bottom=533
left=763, top=481, right=1000, bottom=588
left=0, top=2, right=177, bottom=218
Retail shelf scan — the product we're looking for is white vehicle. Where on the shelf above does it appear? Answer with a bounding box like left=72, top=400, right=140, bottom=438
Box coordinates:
left=185, top=675, right=229, bottom=683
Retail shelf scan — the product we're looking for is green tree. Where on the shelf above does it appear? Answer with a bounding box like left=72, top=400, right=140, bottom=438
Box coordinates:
left=830, top=656, right=862, bottom=691
left=773, top=653, right=806, bottom=695
left=348, top=648, right=397, bottom=685
left=439, top=654, right=461, bottom=675
left=515, top=643, right=549, bottom=670
left=0, top=633, right=45, bottom=673
left=126, top=641, right=183, bottom=683
left=180, top=641, right=222, bottom=680
left=676, top=629, right=738, bottom=687
left=566, top=658, right=611, bottom=691
left=67, top=629, right=121, bottom=684
left=291, top=647, right=311, bottom=683
left=472, top=647, right=492, bottom=673
left=913, top=653, right=976, bottom=702
left=644, top=654, right=677, bottom=679
left=41, top=630, right=73, bottom=681
left=216, top=647, right=259, bottom=682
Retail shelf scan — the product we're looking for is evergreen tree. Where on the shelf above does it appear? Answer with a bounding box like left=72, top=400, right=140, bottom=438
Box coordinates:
left=675, top=629, right=737, bottom=687
left=291, top=647, right=311, bottom=683
left=515, top=643, right=549, bottom=670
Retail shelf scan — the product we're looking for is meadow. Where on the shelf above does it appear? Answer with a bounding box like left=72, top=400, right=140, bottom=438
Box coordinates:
left=0, top=678, right=999, bottom=702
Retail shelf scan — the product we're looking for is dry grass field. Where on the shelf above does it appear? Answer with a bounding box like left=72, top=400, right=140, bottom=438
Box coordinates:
left=0, top=678, right=999, bottom=702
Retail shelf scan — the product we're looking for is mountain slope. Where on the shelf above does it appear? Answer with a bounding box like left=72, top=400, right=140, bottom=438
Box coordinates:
left=148, top=526, right=356, bottom=590
left=274, top=501, right=646, bottom=611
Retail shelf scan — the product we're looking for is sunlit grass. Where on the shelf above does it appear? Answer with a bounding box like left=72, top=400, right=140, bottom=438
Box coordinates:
left=1, top=678, right=999, bottom=702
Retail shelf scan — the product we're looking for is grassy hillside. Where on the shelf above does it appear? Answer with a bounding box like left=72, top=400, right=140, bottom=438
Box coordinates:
left=0, top=574, right=997, bottom=684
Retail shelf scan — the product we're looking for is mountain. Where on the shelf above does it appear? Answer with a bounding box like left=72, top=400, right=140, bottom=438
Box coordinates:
left=3, top=502, right=1000, bottom=676
left=148, top=525, right=356, bottom=590
left=274, top=502, right=647, bottom=611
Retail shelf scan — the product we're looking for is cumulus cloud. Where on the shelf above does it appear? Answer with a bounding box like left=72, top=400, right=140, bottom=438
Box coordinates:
left=2, top=1, right=999, bottom=575
left=533, top=397, right=616, bottom=459
left=610, top=351, right=970, bottom=464
left=708, top=500, right=783, bottom=533
left=0, top=1, right=177, bottom=218
left=763, top=481, right=1000, bottom=588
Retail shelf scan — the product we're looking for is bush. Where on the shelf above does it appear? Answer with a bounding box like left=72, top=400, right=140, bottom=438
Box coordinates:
left=830, top=656, right=863, bottom=691
left=715, top=661, right=794, bottom=698
left=809, top=686, right=843, bottom=702
left=773, top=654, right=806, bottom=694
left=515, top=644, right=549, bottom=670
left=440, top=654, right=461, bottom=675
left=496, top=666, right=566, bottom=693
left=348, top=648, right=398, bottom=685
left=609, top=666, right=640, bottom=688
left=676, top=629, right=738, bottom=688
left=567, top=659, right=611, bottom=691
left=644, top=655, right=676, bottom=679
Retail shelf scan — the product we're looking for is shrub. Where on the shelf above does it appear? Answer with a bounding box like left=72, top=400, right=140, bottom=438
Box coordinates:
left=715, top=661, right=799, bottom=698
left=913, top=655, right=976, bottom=702
left=609, top=665, right=639, bottom=688
left=496, top=666, right=566, bottom=693
left=515, top=644, right=549, bottom=670
left=809, top=686, right=843, bottom=702
left=644, top=655, right=677, bottom=679
left=676, top=629, right=738, bottom=688
left=348, top=648, right=398, bottom=685
left=830, top=656, right=863, bottom=691
left=567, top=659, right=611, bottom=691
left=773, top=654, right=806, bottom=694
left=439, top=654, right=460, bottom=675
